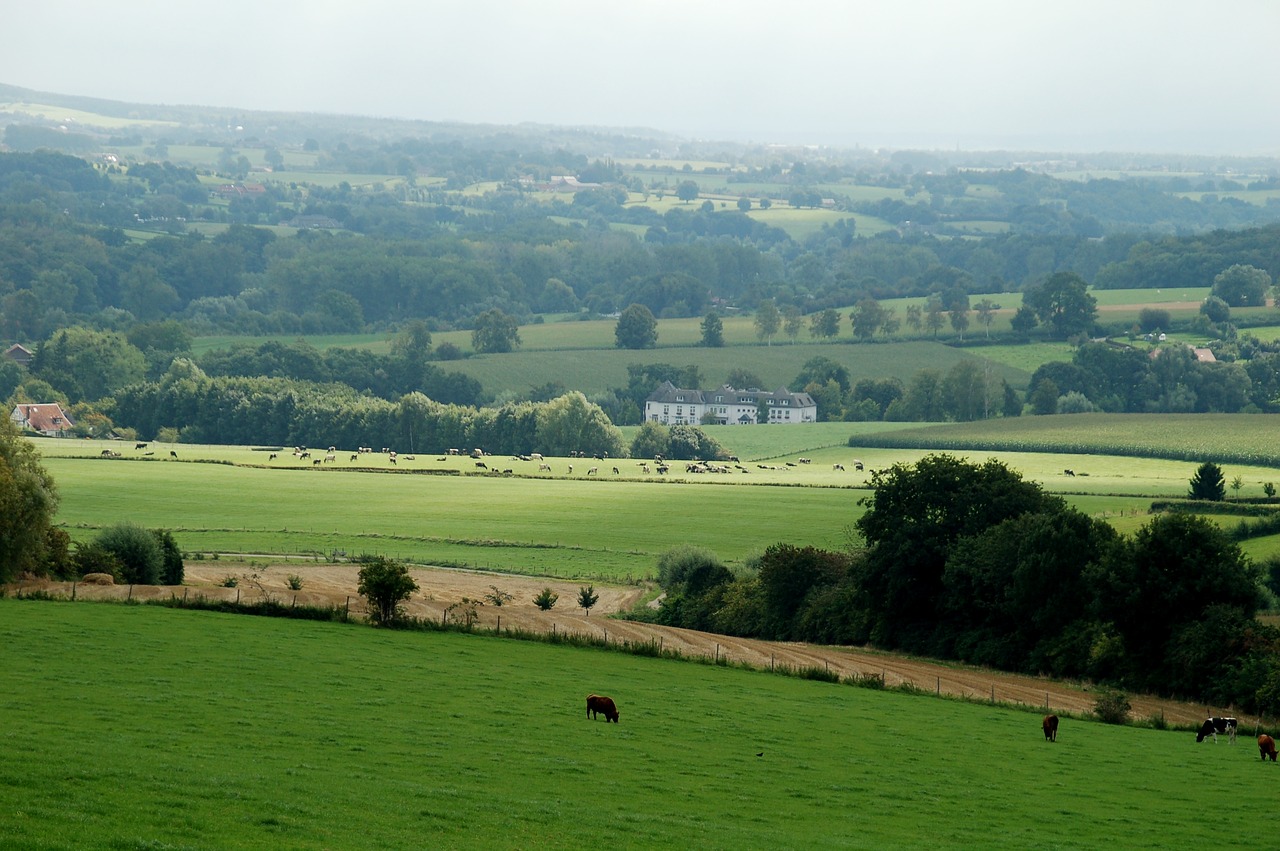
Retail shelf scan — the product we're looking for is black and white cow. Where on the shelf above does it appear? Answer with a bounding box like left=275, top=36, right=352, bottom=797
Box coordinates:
left=1196, top=716, right=1238, bottom=743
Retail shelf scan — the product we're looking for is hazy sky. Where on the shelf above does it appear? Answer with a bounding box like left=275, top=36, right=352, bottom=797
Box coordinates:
left=3, top=0, right=1278, bottom=154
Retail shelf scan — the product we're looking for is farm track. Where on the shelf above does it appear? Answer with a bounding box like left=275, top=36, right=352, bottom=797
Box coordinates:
left=23, top=562, right=1225, bottom=727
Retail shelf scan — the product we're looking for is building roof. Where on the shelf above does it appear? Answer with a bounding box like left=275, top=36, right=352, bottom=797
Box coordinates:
left=4, top=343, right=32, bottom=365
left=11, top=403, right=74, bottom=434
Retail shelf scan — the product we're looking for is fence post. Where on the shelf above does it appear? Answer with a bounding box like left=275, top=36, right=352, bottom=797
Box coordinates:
left=293, top=594, right=297, bottom=608
left=128, top=584, right=133, bottom=601
left=990, top=685, right=995, bottom=703
left=937, top=677, right=941, bottom=695
left=235, top=588, right=240, bottom=604
left=183, top=588, right=188, bottom=603
left=344, top=596, right=350, bottom=619
left=497, top=615, right=501, bottom=634
left=715, top=644, right=720, bottom=664
left=1045, top=692, right=1049, bottom=710
left=71, top=582, right=77, bottom=601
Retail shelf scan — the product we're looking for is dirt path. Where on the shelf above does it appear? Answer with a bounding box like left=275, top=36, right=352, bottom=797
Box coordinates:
left=20, top=562, right=1230, bottom=726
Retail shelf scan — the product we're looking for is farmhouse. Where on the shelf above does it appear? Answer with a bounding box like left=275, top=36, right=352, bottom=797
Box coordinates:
left=644, top=381, right=817, bottom=425
left=10, top=402, right=74, bottom=437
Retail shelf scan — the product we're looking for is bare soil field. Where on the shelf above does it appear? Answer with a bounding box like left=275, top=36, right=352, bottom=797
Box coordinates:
left=15, top=561, right=1230, bottom=727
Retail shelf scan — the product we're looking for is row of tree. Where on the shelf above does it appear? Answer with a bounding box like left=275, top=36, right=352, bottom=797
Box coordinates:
left=639, top=455, right=1276, bottom=711
left=112, top=364, right=626, bottom=458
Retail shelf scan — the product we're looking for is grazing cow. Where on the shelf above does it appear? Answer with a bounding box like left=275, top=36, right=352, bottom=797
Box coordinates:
left=853, top=461, right=864, bottom=471
left=475, top=461, right=487, bottom=469
left=389, top=456, right=396, bottom=464
left=324, top=453, right=336, bottom=462
left=1260, top=734, right=1277, bottom=761
left=1064, top=469, right=1075, bottom=476
left=833, top=463, right=845, bottom=471
left=313, top=459, right=322, bottom=466
left=587, top=467, right=599, bottom=476
left=170, top=450, right=177, bottom=458
left=530, top=453, right=544, bottom=461
left=1043, top=714, right=1059, bottom=742
left=539, top=463, right=551, bottom=472
left=1197, top=716, right=1238, bottom=743
left=269, top=453, right=277, bottom=461
left=101, top=449, right=113, bottom=456
left=135, top=442, right=148, bottom=450
left=351, top=454, right=358, bottom=461
left=586, top=694, right=619, bottom=723
left=613, top=467, right=620, bottom=475
left=448, top=448, right=460, bottom=456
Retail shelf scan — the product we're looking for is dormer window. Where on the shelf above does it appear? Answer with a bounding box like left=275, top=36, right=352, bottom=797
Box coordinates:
left=676, top=395, right=685, bottom=402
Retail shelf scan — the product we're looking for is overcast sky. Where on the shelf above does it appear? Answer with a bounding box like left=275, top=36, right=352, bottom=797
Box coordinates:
left=3, top=0, right=1278, bottom=154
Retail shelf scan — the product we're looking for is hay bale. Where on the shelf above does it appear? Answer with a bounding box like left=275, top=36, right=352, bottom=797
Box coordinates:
left=81, top=573, right=115, bottom=586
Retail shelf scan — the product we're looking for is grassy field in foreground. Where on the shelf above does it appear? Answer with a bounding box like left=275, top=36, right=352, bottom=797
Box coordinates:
left=1, top=601, right=1274, bottom=850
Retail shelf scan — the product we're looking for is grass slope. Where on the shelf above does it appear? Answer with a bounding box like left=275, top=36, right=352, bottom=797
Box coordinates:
left=1, top=601, right=1274, bottom=850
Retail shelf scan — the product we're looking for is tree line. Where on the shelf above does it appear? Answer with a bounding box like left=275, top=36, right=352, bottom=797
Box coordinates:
left=635, top=454, right=1278, bottom=712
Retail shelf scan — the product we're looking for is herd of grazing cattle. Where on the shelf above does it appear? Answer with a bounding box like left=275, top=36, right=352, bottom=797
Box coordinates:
left=119, top=441, right=876, bottom=481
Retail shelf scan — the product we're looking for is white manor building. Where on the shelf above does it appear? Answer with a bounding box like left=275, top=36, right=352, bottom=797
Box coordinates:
left=644, top=381, right=817, bottom=426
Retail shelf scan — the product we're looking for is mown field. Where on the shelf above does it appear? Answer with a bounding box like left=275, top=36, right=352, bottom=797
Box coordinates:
left=1, top=601, right=1274, bottom=850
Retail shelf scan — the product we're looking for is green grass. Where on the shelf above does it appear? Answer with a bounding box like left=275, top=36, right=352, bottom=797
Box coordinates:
left=2, top=600, right=1275, bottom=850
left=858, top=413, right=1280, bottom=470
left=438, top=341, right=1026, bottom=398
left=34, top=430, right=1276, bottom=578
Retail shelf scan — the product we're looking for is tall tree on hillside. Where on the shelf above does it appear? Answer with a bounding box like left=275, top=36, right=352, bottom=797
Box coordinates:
left=1022, top=272, right=1097, bottom=338
left=754, top=299, right=781, bottom=345
left=700, top=311, right=724, bottom=347
left=616, top=303, right=658, bottom=349
left=471, top=309, right=521, bottom=354
left=810, top=308, right=841, bottom=339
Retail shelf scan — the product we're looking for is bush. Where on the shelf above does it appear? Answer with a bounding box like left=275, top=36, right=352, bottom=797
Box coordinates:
left=152, top=529, right=184, bottom=585
left=96, top=522, right=163, bottom=584
left=1093, top=688, right=1132, bottom=725
left=532, top=587, right=558, bottom=610
left=286, top=574, right=304, bottom=590
left=357, top=556, right=419, bottom=625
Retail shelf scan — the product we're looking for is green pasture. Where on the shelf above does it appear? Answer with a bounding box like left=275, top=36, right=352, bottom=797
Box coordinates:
left=440, top=341, right=1025, bottom=399
left=38, top=444, right=865, bottom=577
left=859, top=413, right=1280, bottom=471
left=974, top=341, right=1075, bottom=373
left=1090, top=287, right=1209, bottom=306
left=32, top=432, right=1261, bottom=577
left=2, top=601, right=1275, bottom=850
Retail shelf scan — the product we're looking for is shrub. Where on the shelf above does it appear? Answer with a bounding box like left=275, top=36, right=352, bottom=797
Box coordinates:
left=532, top=587, right=558, bottom=610
left=286, top=574, right=304, bottom=590
left=96, top=522, right=163, bottom=584
left=1093, top=688, right=1132, bottom=725
left=357, top=556, right=419, bottom=625
left=152, top=529, right=184, bottom=585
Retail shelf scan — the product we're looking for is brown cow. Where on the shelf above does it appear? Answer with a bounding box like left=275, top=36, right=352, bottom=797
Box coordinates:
left=586, top=694, right=619, bottom=723
left=1043, top=714, right=1059, bottom=742
left=1260, top=734, right=1277, bottom=761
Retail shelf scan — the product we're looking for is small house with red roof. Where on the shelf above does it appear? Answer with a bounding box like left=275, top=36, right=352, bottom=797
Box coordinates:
left=10, top=403, right=74, bottom=437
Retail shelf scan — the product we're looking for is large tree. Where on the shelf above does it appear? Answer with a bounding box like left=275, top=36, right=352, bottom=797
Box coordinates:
left=753, top=299, right=781, bottom=345
left=1188, top=461, right=1227, bottom=501
left=0, top=416, right=59, bottom=582
left=699, top=311, right=724, bottom=347
left=1022, top=272, right=1097, bottom=338
left=1212, top=264, right=1272, bottom=307
left=615, top=303, right=658, bottom=350
left=854, top=454, right=1062, bottom=649
left=471, top=309, right=521, bottom=354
